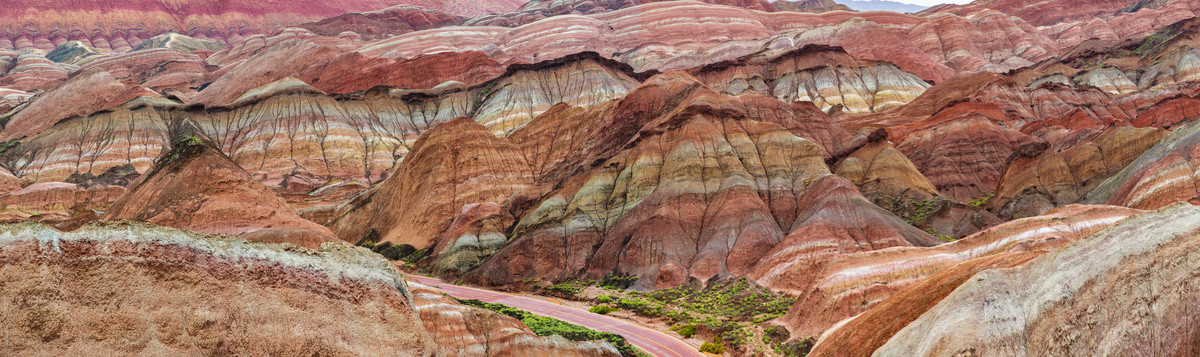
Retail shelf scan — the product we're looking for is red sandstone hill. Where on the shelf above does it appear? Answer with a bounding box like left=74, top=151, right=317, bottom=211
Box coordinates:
left=5, top=0, right=1200, bottom=355
left=104, top=133, right=338, bottom=249
left=0, top=0, right=524, bottom=51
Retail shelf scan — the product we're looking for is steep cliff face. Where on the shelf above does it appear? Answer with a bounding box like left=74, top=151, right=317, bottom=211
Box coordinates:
left=875, top=203, right=1200, bottom=356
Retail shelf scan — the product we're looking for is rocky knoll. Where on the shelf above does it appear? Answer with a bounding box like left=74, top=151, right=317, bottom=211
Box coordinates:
left=0, top=221, right=616, bottom=355
left=874, top=202, right=1200, bottom=356
left=104, top=134, right=337, bottom=248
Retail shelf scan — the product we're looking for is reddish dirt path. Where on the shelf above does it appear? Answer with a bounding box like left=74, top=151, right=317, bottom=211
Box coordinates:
left=407, top=275, right=704, bottom=357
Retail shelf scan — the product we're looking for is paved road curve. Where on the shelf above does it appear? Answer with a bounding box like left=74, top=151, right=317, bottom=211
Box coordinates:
left=406, top=275, right=704, bottom=357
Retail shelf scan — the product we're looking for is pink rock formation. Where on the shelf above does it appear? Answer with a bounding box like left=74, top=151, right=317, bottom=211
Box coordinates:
left=769, top=204, right=1140, bottom=339
left=875, top=203, right=1200, bottom=356
left=327, top=117, right=533, bottom=248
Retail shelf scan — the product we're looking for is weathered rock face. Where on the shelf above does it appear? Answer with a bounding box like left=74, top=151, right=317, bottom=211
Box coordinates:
left=426, top=202, right=517, bottom=277
left=0, top=221, right=437, bottom=355
left=875, top=203, right=1200, bottom=356
left=408, top=280, right=621, bottom=356
left=834, top=138, right=939, bottom=200
left=131, top=33, right=225, bottom=52
left=1085, top=117, right=1200, bottom=209
left=327, top=117, right=533, bottom=248
left=104, top=136, right=336, bottom=248
left=297, top=5, right=468, bottom=40
left=461, top=72, right=933, bottom=289
left=690, top=45, right=931, bottom=114
left=45, top=41, right=102, bottom=64
left=993, top=126, right=1167, bottom=219
left=771, top=204, right=1140, bottom=340
left=772, top=0, right=853, bottom=13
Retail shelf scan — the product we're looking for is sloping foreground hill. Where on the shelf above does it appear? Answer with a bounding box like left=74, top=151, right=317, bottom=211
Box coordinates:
left=0, top=221, right=618, bottom=356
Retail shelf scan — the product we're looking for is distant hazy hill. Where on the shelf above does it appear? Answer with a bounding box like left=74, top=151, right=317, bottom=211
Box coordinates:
left=835, top=0, right=928, bottom=12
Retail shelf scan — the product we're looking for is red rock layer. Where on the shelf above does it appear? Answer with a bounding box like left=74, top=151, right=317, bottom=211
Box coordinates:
left=808, top=251, right=1043, bottom=357
left=104, top=136, right=336, bottom=248
left=1085, top=117, right=1200, bottom=209
left=0, top=222, right=437, bottom=355
left=766, top=204, right=1140, bottom=339
left=459, top=72, right=934, bottom=289
left=0, top=221, right=618, bottom=356
left=0, top=0, right=524, bottom=51
left=875, top=203, right=1200, bottom=356
left=327, top=117, right=533, bottom=248
left=992, top=126, right=1167, bottom=219
left=297, top=5, right=468, bottom=40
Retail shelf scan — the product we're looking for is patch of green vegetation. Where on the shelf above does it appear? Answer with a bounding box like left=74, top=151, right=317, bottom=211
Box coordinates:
left=0, top=139, right=20, bottom=155
left=877, top=193, right=950, bottom=228
left=356, top=241, right=429, bottom=265
left=588, top=305, right=618, bottom=315
left=968, top=192, right=994, bottom=207
left=669, top=323, right=696, bottom=338
left=1135, top=28, right=1177, bottom=56
left=547, top=280, right=587, bottom=295
left=599, top=273, right=638, bottom=291
left=777, top=338, right=814, bottom=357
left=700, top=336, right=726, bottom=354
left=595, top=294, right=615, bottom=304
left=457, top=299, right=647, bottom=357
left=926, top=228, right=955, bottom=242
left=643, top=278, right=794, bottom=320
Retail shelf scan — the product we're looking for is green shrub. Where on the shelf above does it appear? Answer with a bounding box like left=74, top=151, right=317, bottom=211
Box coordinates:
left=669, top=324, right=696, bottom=338
left=599, top=273, right=638, bottom=290
left=595, top=295, right=615, bottom=304
left=968, top=192, right=994, bottom=207
left=380, top=243, right=416, bottom=260
left=700, top=336, right=725, bottom=354
left=547, top=280, right=585, bottom=295
left=589, top=305, right=618, bottom=315
left=777, top=338, right=813, bottom=357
